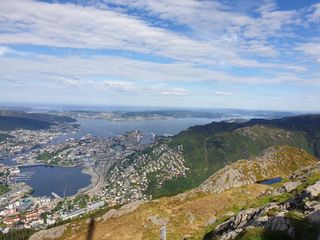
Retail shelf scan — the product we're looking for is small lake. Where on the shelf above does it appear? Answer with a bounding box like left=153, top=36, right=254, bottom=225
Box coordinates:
left=258, top=177, right=283, bottom=185
left=18, top=165, right=91, bottom=197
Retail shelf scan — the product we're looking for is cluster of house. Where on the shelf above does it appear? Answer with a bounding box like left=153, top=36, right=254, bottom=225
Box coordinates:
left=101, top=143, right=189, bottom=206
left=0, top=197, right=56, bottom=232
left=0, top=130, right=62, bottom=159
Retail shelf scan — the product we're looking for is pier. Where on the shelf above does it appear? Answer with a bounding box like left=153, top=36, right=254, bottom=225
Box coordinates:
left=51, top=192, right=62, bottom=199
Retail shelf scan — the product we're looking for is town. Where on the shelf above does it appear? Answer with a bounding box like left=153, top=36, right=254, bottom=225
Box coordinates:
left=0, top=124, right=159, bottom=233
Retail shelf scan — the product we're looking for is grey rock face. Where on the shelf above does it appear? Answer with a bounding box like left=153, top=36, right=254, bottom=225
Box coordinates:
left=146, top=215, right=168, bottom=226
left=29, top=224, right=68, bottom=240
left=306, top=210, right=320, bottom=224
left=305, top=180, right=320, bottom=198
left=102, top=200, right=145, bottom=221
left=278, top=181, right=301, bottom=193
left=204, top=217, right=217, bottom=227
left=265, top=215, right=291, bottom=232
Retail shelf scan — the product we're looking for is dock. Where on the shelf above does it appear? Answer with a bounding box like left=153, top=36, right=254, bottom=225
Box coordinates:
left=51, top=192, right=62, bottom=199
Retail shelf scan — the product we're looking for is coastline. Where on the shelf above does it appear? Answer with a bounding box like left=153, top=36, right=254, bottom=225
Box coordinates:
left=76, top=166, right=102, bottom=196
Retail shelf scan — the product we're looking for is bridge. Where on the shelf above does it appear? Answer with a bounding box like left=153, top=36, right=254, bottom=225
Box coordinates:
left=51, top=192, right=62, bottom=199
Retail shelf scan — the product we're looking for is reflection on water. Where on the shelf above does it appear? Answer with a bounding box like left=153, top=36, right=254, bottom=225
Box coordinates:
left=258, top=177, right=283, bottom=185
left=18, top=165, right=91, bottom=197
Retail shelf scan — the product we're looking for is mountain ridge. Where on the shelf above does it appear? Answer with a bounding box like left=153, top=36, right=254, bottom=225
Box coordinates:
left=28, top=145, right=320, bottom=240
left=147, top=115, right=320, bottom=198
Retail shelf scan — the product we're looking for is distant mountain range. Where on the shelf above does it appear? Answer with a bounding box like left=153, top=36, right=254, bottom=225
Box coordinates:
left=0, top=110, right=76, bottom=131
left=50, top=108, right=299, bottom=121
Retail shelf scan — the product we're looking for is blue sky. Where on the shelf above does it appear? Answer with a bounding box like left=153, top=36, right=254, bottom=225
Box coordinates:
left=0, top=0, right=319, bottom=111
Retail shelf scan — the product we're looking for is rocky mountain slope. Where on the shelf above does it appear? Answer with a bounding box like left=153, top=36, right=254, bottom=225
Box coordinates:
left=146, top=115, right=320, bottom=198
left=199, top=146, right=317, bottom=194
left=205, top=164, right=320, bottom=240
left=29, top=145, right=320, bottom=240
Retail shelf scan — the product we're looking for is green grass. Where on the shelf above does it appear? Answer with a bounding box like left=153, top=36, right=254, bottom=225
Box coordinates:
left=201, top=215, right=233, bottom=240
left=145, top=123, right=312, bottom=198
left=0, top=183, right=10, bottom=195
left=249, top=193, right=293, bottom=209
left=296, top=170, right=320, bottom=193
left=235, top=227, right=290, bottom=240
left=36, top=145, right=70, bottom=164
left=0, top=228, right=35, bottom=240
left=290, top=218, right=319, bottom=240
left=284, top=210, right=320, bottom=240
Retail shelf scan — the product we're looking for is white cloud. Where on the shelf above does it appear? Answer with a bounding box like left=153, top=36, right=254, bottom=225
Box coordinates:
left=308, top=3, right=320, bottom=22
left=103, top=0, right=300, bottom=41
left=0, top=0, right=318, bottom=110
left=0, top=45, right=13, bottom=56
left=214, top=91, right=233, bottom=96
left=149, top=87, right=187, bottom=96
left=296, top=42, right=320, bottom=62
left=0, top=0, right=309, bottom=69
left=0, top=0, right=224, bottom=64
left=104, top=80, right=136, bottom=91
left=0, top=52, right=313, bottom=87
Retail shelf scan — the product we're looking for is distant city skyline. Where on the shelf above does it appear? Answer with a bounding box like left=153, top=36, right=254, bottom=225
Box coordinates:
left=0, top=0, right=319, bottom=111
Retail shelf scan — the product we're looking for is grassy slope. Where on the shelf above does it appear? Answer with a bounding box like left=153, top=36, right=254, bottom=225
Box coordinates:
left=144, top=115, right=320, bottom=198
left=199, top=146, right=318, bottom=193
left=47, top=146, right=319, bottom=240
left=205, top=169, right=320, bottom=240
left=147, top=124, right=311, bottom=198
left=56, top=184, right=268, bottom=240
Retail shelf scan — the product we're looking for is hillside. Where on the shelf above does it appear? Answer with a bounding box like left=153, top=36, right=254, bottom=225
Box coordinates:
left=199, top=146, right=318, bottom=194
left=144, top=115, right=320, bottom=198
left=0, top=116, right=52, bottom=131
left=0, top=110, right=76, bottom=124
left=28, top=145, right=320, bottom=240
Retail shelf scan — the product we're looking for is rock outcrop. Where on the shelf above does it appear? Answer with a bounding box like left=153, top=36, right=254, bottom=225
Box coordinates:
left=204, top=169, right=320, bottom=240
left=29, top=224, right=69, bottom=240
left=102, top=200, right=146, bottom=221
left=305, top=180, right=320, bottom=198
left=199, top=146, right=317, bottom=193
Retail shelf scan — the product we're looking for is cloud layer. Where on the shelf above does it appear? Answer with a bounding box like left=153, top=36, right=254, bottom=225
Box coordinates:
left=0, top=0, right=319, bottom=110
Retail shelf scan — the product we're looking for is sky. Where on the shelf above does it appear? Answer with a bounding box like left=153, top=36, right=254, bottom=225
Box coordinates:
left=0, top=0, right=319, bottom=111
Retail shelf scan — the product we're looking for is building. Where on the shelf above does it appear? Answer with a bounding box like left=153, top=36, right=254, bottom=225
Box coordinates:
left=62, top=208, right=86, bottom=220
left=24, top=211, right=40, bottom=223
left=0, top=208, right=17, bottom=216
left=3, top=215, right=20, bottom=226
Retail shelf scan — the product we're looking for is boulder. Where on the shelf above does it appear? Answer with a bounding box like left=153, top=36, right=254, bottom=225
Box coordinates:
left=204, top=217, right=217, bottom=227
left=305, top=180, right=320, bottom=198
left=278, top=181, right=301, bottom=193
left=29, top=224, right=68, bottom=240
left=265, top=216, right=291, bottom=232
left=306, top=210, right=320, bottom=224
left=102, top=200, right=145, bottom=221
left=146, top=215, right=167, bottom=226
